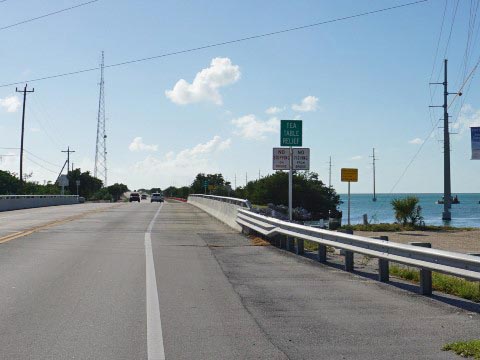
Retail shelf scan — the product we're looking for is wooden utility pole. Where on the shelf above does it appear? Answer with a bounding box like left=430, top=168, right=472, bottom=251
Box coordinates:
left=61, top=146, right=75, bottom=175
left=15, top=84, right=34, bottom=186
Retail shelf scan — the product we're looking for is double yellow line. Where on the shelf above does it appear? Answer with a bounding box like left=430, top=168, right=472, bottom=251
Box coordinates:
left=0, top=204, right=122, bottom=244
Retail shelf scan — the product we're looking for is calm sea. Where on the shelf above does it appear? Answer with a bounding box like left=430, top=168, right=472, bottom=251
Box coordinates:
left=338, top=193, right=480, bottom=228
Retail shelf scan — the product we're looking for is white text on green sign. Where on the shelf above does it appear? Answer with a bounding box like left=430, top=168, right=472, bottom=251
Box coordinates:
left=281, top=120, right=302, bottom=146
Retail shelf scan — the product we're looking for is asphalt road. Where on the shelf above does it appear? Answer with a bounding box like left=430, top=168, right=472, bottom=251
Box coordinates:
left=0, top=201, right=479, bottom=359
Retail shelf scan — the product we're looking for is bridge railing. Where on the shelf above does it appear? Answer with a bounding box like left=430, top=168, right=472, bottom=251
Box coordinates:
left=237, top=209, right=480, bottom=295
left=0, top=195, right=79, bottom=211
left=188, top=194, right=252, bottom=209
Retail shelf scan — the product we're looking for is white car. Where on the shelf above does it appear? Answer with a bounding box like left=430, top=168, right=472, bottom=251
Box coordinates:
left=151, top=193, right=164, bottom=203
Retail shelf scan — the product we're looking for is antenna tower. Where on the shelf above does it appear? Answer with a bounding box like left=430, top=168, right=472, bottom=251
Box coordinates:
left=94, top=51, right=107, bottom=186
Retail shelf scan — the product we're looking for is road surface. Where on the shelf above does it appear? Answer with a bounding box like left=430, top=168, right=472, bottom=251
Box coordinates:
left=0, top=200, right=478, bottom=359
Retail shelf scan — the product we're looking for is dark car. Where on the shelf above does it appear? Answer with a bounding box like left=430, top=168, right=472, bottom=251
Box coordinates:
left=129, top=192, right=140, bottom=202
left=141, top=194, right=147, bottom=200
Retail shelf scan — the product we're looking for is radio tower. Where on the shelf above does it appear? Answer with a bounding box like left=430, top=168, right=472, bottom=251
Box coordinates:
left=94, top=51, right=107, bottom=186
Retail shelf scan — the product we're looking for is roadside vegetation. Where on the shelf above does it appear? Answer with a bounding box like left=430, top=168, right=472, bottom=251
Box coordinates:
left=391, top=196, right=423, bottom=226
left=0, top=169, right=128, bottom=202
left=443, top=340, right=480, bottom=359
left=341, top=223, right=474, bottom=232
left=389, top=265, right=480, bottom=302
left=162, top=171, right=340, bottom=220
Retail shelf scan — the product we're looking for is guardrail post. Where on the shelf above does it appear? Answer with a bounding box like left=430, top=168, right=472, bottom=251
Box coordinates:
left=378, top=236, right=389, bottom=282
left=318, top=244, right=327, bottom=263
left=409, top=242, right=432, bottom=296
left=339, top=229, right=354, bottom=272
left=296, top=238, right=304, bottom=255
left=286, top=236, right=295, bottom=252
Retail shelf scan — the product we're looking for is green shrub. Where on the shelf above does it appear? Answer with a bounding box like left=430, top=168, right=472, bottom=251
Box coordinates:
left=391, top=196, right=423, bottom=226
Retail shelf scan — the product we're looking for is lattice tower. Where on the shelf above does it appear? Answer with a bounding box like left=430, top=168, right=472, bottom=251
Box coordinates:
left=94, top=51, right=107, bottom=186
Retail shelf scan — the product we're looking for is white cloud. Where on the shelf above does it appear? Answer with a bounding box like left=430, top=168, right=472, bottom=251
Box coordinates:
left=351, top=155, right=362, bottom=160
left=452, top=104, right=480, bottom=135
left=265, top=106, right=284, bottom=115
left=165, top=57, right=240, bottom=105
left=131, top=136, right=231, bottom=186
left=232, top=114, right=280, bottom=140
left=408, top=138, right=424, bottom=145
left=292, top=96, right=319, bottom=112
left=0, top=96, right=21, bottom=113
left=129, top=137, right=158, bottom=152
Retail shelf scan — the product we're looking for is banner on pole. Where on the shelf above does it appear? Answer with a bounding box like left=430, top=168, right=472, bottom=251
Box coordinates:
left=472, top=127, right=480, bottom=160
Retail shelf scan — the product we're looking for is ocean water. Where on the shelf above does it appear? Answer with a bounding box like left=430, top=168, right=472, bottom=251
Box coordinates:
left=338, top=193, right=480, bottom=228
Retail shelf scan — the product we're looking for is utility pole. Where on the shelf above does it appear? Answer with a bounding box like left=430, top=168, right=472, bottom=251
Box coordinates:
left=61, top=146, right=75, bottom=175
left=16, top=84, right=34, bottom=186
left=430, top=59, right=462, bottom=221
left=258, top=169, right=261, bottom=181
left=328, top=156, right=332, bottom=188
left=370, top=148, right=378, bottom=202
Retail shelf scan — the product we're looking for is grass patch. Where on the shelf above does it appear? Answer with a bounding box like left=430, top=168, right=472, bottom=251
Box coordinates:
left=443, top=340, right=480, bottom=359
left=341, top=223, right=474, bottom=232
left=390, top=265, right=480, bottom=302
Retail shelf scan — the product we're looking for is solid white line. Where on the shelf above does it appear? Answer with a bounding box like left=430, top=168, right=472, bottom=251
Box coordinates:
left=145, top=203, right=166, bottom=360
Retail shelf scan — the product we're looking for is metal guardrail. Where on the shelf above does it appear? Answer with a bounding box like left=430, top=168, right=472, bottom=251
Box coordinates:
left=237, top=209, right=480, bottom=295
left=0, top=195, right=78, bottom=200
left=189, top=194, right=252, bottom=209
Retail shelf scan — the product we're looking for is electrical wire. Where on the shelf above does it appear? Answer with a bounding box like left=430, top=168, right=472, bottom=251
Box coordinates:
left=391, top=53, right=480, bottom=193
left=0, top=0, right=100, bottom=32
left=24, top=155, right=58, bottom=174
left=0, top=0, right=428, bottom=88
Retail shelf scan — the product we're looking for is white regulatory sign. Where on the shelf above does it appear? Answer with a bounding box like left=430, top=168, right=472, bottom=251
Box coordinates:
left=273, top=148, right=310, bottom=170
left=293, top=148, right=310, bottom=170
left=58, top=175, right=69, bottom=187
left=273, top=148, right=290, bottom=170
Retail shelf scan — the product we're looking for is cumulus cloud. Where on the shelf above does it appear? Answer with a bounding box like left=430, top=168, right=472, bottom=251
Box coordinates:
left=0, top=96, right=21, bottom=112
left=351, top=155, right=362, bottom=160
left=129, top=137, right=158, bottom=152
left=409, top=138, right=424, bottom=145
left=232, top=114, right=280, bottom=140
left=132, top=136, right=231, bottom=182
left=292, top=96, right=318, bottom=112
left=265, top=106, right=284, bottom=115
left=165, top=57, right=240, bottom=105
left=452, top=104, right=480, bottom=135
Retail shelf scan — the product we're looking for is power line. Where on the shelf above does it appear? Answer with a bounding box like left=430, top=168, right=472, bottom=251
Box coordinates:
left=0, top=0, right=428, bottom=88
left=391, top=54, right=480, bottom=193
left=0, top=0, right=100, bottom=32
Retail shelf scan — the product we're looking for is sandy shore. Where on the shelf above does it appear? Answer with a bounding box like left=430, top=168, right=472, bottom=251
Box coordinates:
left=355, top=229, right=480, bottom=254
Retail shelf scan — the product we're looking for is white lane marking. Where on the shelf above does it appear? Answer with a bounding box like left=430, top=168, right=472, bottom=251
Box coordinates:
left=145, top=203, right=166, bottom=360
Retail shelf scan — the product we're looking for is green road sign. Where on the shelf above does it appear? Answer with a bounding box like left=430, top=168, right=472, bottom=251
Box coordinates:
left=281, top=120, right=302, bottom=146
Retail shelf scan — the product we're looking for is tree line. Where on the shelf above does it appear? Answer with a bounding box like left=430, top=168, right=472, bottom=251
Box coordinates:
left=0, top=169, right=128, bottom=202
left=164, top=171, right=339, bottom=217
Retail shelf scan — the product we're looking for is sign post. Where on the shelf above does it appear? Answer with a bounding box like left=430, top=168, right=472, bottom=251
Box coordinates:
left=280, top=120, right=303, bottom=222
left=76, top=180, right=81, bottom=195
left=203, top=180, right=208, bottom=194
left=341, top=168, right=358, bottom=225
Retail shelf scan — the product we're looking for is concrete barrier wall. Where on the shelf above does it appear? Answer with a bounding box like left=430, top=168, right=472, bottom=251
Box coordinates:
left=188, top=195, right=250, bottom=232
left=0, top=195, right=79, bottom=212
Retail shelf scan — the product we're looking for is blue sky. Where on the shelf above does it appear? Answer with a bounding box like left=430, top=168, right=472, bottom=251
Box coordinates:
left=1, top=0, right=479, bottom=194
